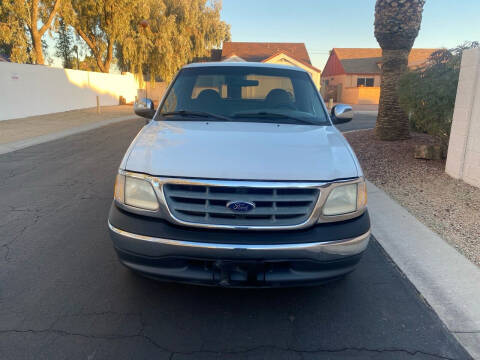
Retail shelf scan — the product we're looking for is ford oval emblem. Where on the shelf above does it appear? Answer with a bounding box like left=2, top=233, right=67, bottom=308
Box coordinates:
left=226, top=201, right=256, bottom=213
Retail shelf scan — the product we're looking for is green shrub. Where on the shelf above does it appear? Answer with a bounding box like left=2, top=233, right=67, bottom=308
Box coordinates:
left=398, top=42, right=479, bottom=147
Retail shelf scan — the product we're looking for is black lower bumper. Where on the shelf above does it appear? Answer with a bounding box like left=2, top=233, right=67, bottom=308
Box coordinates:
left=108, top=203, right=370, bottom=287
left=116, top=248, right=363, bottom=287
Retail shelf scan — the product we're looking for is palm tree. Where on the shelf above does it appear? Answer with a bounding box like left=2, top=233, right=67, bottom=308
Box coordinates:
left=374, top=0, right=426, bottom=140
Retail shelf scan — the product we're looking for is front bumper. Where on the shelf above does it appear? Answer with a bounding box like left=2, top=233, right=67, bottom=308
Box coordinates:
left=108, top=204, right=370, bottom=287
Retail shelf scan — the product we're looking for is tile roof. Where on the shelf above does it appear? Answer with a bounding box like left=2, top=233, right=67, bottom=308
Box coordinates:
left=333, top=48, right=439, bottom=72
left=340, top=57, right=382, bottom=74
left=334, top=48, right=383, bottom=60
left=222, top=42, right=312, bottom=64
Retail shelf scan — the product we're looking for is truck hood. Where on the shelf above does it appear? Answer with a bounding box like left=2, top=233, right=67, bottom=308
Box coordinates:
left=123, top=121, right=360, bottom=181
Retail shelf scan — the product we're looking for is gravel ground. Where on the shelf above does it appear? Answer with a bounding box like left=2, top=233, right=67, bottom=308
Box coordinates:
left=344, top=129, right=480, bottom=266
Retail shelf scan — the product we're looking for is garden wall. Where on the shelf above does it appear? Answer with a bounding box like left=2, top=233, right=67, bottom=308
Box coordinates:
left=446, top=48, right=480, bottom=188
left=341, top=86, right=380, bottom=105
left=0, top=62, right=139, bottom=121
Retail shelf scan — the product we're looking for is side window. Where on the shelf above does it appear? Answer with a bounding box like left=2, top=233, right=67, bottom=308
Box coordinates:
left=357, top=77, right=375, bottom=87
left=241, top=75, right=294, bottom=100
left=163, top=88, right=178, bottom=112
left=192, top=75, right=227, bottom=98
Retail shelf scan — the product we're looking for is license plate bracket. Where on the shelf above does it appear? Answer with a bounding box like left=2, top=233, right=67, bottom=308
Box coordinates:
left=212, top=260, right=266, bottom=286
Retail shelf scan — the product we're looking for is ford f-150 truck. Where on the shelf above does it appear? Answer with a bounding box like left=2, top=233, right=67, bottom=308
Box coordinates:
left=108, top=62, right=370, bottom=287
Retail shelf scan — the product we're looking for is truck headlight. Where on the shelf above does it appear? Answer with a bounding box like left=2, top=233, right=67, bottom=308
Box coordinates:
left=114, top=173, right=159, bottom=211
left=322, top=181, right=367, bottom=216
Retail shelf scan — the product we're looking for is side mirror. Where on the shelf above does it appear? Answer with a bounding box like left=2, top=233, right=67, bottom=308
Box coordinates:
left=134, top=98, right=156, bottom=119
left=331, top=104, right=354, bottom=124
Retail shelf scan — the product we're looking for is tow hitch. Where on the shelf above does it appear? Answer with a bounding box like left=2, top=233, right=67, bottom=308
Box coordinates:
left=213, top=260, right=266, bottom=287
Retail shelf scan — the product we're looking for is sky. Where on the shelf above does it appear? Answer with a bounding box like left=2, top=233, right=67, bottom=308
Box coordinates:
left=221, top=0, right=480, bottom=69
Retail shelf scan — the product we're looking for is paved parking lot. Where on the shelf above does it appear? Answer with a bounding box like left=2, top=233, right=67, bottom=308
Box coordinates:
left=0, top=118, right=471, bottom=359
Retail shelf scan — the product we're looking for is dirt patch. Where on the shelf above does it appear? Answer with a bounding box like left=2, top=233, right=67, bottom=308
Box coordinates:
left=345, top=129, right=480, bottom=266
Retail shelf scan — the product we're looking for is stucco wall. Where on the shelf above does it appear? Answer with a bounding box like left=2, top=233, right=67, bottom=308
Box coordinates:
left=323, top=74, right=381, bottom=89
left=0, top=62, right=139, bottom=121
left=357, top=87, right=380, bottom=104
left=341, top=87, right=359, bottom=104
left=446, top=48, right=480, bottom=188
left=321, top=74, right=380, bottom=104
left=322, top=74, right=347, bottom=88
left=335, top=86, right=380, bottom=105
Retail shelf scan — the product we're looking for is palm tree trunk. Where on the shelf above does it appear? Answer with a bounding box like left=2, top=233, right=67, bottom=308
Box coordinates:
left=375, top=49, right=410, bottom=140
left=374, top=0, right=425, bottom=141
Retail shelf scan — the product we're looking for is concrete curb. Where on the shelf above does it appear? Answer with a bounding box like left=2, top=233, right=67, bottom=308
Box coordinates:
left=367, top=181, right=480, bottom=359
left=341, top=129, right=371, bottom=134
left=0, top=115, right=140, bottom=155
left=354, top=110, right=378, bottom=115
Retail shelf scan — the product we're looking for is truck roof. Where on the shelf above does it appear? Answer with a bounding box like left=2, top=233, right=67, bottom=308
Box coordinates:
left=183, top=61, right=307, bottom=72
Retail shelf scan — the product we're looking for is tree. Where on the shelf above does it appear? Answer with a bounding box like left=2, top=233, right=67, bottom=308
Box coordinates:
left=0, top=42, right=12, bottom=60
left=55, top=18, right=73, bottom=68
left=374, top=0, right=426, bottom=140
left=0, top=0, right=61, bottom=64
left=0, top=8, right=13, bottom=59
left=73, top=54, right=101, bottom=71
left=72, top=44, right=79, bottom=69
left=62, top=0, right=137, bottom=73
left=398, top=42, right=479, bottom=147
left=117, top=0, right=230, bottom=82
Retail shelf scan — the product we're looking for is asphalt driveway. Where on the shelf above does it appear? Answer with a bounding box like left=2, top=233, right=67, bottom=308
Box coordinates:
left=335, top=111, right=377, bottom=132
left=0, top=119, right=471, bottom=359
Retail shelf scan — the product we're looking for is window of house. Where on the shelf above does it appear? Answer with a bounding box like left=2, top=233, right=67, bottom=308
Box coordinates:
left=357, top=77, right=375, bottom=87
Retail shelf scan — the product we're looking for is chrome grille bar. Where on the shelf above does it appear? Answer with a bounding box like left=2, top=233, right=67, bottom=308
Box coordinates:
left=163, top=183, right=319, bottom=227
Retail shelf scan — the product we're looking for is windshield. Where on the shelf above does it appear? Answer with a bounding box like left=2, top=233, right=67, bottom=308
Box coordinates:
left=157, top=66, right=330, bottom=125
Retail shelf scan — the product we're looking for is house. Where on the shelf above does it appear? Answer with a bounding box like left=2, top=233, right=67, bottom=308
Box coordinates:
left=212, top=42, right=322, bottom=89
left=321, top=48, right=438, bottom=104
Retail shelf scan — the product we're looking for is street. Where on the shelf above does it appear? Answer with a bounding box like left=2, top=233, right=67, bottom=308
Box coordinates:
left=335, top=111, right=378, bottom=132
left=0, top=118, right=471, bottom=359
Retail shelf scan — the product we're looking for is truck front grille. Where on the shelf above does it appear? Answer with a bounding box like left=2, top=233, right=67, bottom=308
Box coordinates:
left=163, top=183, right=320, bottom=228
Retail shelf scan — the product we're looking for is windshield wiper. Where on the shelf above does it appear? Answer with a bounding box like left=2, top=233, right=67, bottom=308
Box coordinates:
left=232, top=112, right=316, bottom=125
left=160, top=110, right=233, bottom=122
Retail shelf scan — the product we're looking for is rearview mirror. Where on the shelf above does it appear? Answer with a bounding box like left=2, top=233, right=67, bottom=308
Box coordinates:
left=230, top=79, right=259, bottom=87
left=134, top=98, right=156, bottom=119
left=331, top=104, right=353, bottom=124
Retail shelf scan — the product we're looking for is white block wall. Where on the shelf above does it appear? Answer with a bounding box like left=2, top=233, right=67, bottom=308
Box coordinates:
left=0, top=62, right=139, bottom=121
left=446, top=48, right=480, bottom=188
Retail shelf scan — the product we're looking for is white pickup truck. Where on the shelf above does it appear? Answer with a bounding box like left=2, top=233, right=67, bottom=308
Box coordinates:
left=108, top=62, right=370, bottom=287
